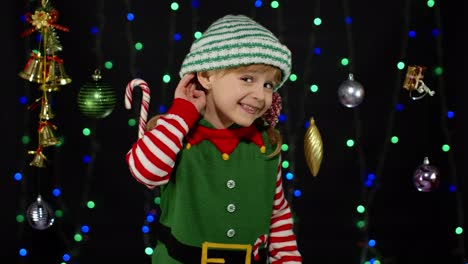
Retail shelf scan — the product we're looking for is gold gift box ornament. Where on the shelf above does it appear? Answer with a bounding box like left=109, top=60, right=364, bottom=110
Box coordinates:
left=403, top=65, right=435, bottom=100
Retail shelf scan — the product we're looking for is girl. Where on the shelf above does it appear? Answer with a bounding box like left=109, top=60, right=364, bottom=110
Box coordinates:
left=126, top=14, right=302, bottom=264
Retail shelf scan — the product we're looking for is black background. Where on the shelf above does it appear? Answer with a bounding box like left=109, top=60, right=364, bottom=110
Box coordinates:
left=3, top=0, right=466, bottom=263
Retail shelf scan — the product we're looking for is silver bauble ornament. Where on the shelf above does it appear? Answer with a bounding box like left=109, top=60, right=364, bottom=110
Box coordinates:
left=26, top=195, right=55, bottom=230
left=338, top=73, right=365, bottom=108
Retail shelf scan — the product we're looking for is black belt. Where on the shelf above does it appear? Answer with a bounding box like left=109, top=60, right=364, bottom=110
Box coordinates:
left=156, top=223, right=267, bottom=264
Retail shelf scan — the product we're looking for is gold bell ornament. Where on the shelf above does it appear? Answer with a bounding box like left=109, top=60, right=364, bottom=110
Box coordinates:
left=28, top=148, right=47, bottom=168
left=39, top=96, right=54, bottom=120
left=38, top=121, right=59, bottom=147
left=45, top=56, right=72, bottom=86
left=18, top=52, right=46, bottom=83
left=304, top=117, right=323, bottom=177
left=27, top=95, right=55, bottom=120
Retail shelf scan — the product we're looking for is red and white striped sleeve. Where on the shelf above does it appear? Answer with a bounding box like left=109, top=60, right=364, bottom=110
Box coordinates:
left=268, top=159, right=302, bottom=263
left=126, top=98, right=200, bottom=189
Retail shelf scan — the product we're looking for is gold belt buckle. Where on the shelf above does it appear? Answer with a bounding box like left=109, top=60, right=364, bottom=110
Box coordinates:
left=201, top=241, right=252, bottom=264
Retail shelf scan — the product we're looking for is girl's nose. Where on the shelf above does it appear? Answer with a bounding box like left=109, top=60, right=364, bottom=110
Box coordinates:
left=252, top=85, right=265, bottom=100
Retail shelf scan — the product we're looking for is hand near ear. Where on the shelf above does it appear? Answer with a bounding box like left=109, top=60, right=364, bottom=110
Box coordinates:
left=146, top=74, right=205, bottom=131
left=174, top=74, right=206, bottom=113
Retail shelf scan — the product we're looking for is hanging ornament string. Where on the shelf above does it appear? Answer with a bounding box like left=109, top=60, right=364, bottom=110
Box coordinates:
left=299, top=0, right=324, bottom=179
left=123, top=0, right=137, bottom=78
left=432, top=4, right=465, bottom=262
left=125, top=79, right=151, bottom=139
left=341, top=0, right=366, bottom=191
left=360, top=1, right=411, bottom=262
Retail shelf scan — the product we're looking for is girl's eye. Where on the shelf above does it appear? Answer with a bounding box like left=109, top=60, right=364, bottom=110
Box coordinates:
left=241, top=77, right=253, bottom=83
left=264, top=83, right=274, bottom=89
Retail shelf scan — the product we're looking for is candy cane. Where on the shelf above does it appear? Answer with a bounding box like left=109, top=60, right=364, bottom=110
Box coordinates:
left=125, top=78, right=151, bottom=139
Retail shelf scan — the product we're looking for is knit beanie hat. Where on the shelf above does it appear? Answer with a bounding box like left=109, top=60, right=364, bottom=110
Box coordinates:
left=179, top=14, right=292, bottom=90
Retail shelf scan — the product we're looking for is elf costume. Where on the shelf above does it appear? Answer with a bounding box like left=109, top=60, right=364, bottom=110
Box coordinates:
left=126, top=15, right=302, bottom=263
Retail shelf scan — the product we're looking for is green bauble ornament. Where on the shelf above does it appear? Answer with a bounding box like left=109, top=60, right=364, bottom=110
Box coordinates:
left=77, top=69, right=116, bottom=118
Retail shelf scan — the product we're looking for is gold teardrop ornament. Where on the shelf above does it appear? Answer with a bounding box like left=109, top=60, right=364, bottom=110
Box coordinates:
left=304, top=117, right=323, bottom=177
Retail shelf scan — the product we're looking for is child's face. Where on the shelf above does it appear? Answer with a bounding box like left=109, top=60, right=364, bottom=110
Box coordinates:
left=203, top=64, right=280, bottom=128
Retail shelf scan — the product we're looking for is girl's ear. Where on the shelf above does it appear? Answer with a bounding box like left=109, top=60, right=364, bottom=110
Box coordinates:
left=196, top=71, right=213, bottom=90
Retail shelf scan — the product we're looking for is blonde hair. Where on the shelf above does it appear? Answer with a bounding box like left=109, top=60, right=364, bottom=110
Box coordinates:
left=208, top=64, right=281, bottom=83
left=263, top=121, right=282, bottom=158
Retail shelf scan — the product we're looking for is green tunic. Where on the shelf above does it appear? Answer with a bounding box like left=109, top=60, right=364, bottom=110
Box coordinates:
left=153, top=119, right=279, bottom=263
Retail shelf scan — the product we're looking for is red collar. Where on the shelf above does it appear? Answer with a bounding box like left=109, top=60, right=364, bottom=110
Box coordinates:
left=186, top=123, right=265, bottom=155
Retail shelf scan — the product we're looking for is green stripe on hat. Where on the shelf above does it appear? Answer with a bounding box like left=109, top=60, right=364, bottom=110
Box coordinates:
left=180, top=14, right=292, bottom=90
